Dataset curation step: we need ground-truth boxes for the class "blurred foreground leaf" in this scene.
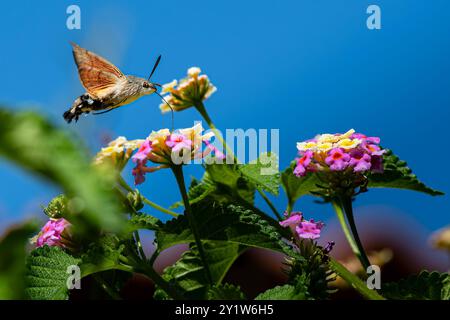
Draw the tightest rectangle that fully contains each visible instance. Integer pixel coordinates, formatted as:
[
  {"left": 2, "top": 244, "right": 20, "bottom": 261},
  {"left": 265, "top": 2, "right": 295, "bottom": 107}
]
[
  {"left": 0, "top": 222, "right": 38, "bottom": 299},
  {"left": 0, "top": 108, "right": 124, "bottom": 234}
]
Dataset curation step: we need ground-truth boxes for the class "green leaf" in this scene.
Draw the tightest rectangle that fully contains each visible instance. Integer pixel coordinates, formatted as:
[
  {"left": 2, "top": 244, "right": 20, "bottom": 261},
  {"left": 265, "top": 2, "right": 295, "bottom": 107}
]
[
  {"left": 205, "top": 164, "right": 255, "bottom": 204},
  {"left": 156, "top": 241, "right": 245, "bottom": 299},
  {"left": 207, "top": 283, "right": 246, "bottom": 300},
  {"left": 0, "top": 222, "right": 38, "bottom": 299},
  {"left": 368, "top": 149, "right": 444, "bottom": 196},
  {"left": 126, "top": 212, "right": 160, "bottom": 233},
  {"left": 382, "top": 271, "right": 450, "bottom": 300},
  {"left": 156, "top": 201, "right": 291, "bottom": 254},
  {"left": 79, "top": 234, "right": 130, "bottom": 277},
  {"left": 26, "top": 246, "right": 80, "bottom": 300},
  {"left": 281, "top": 165, "right": 321, "bottom": 209},
  {"left": 255, "top": 284, "right": 308, "bottom": 300},
  {"left": 0, "top": 109, "right": 124, "bottom": 234},
  {"left": 239, "top": 153, "right": 280, "bottom": 195}
]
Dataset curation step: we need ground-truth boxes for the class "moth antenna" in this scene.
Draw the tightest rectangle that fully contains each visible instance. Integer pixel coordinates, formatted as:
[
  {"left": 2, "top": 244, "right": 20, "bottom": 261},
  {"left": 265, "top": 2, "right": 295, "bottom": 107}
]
[
  {"left": 155, "top": 91, "right": 174, "bottom": 132},
  {"left": 148, "top": 55, "right": 162, "bottom": 81}
]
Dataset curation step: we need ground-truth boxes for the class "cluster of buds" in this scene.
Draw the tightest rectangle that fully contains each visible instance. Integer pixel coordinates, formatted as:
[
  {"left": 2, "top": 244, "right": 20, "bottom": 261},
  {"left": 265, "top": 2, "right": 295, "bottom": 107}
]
[
  {"left": 279, "top": 211, "right": 324, "bottom": 240},
  {"left": 131, "top": 123, "right": 222, "bottom": 185},
  {"left": 159, "top": 67, "right": 217, "bottom": 113},
  {"left": 93, "top": 136, "right": 144, "bottom": 171}
]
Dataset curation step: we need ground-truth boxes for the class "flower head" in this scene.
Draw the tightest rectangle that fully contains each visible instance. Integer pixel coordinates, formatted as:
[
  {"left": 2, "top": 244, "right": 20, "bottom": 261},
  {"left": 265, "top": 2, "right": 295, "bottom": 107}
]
[
  {"left": 294, "top": 129, "right": 384, "bottom": 176},
  {"left": 32, "top": 218, "right": 71, "bottom": 248},
  {"left": 131, "top": 123, "right": 218, "bottom": 185},
  {"left": 159, "top": 67, "right": 217, "bottom": 113}
]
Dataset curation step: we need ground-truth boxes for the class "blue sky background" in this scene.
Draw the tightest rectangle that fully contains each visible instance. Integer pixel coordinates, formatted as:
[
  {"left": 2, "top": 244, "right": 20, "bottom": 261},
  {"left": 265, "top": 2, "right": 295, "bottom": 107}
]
[{"left": 0, "top": 1, "right": 449, "bottom": 260}]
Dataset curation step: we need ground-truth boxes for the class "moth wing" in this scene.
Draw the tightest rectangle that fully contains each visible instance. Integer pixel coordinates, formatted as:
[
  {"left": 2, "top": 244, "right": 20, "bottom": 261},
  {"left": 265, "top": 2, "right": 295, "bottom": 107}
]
[{"left": 71, "top": 42, "right": 126, "bottom": 100}]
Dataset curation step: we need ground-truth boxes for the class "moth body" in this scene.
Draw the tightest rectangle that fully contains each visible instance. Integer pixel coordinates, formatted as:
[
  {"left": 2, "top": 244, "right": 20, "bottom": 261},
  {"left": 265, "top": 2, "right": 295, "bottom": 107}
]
[{"left": 63, "top": 43, "right": 158, "bottom": 123}]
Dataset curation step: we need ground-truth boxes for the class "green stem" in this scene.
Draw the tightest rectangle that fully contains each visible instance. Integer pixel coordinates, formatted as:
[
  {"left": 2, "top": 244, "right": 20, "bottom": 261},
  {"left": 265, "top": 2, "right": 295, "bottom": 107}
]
[
  {"left": 93, "top": 274, "right": 121, "bottom": 300},
  {"left": 142, "top": 197, "right": 179, "bottom": 217},
  {"left": 194, "top": 101, "right": 281, "bottom": 220},
  {"left": 257, "top": 189, "right": 282, "bottom": 220},
  {"left": 332, "top": 199, "right": 370, "bottom": 270},
  {"left": 131, "top": 256, "right": 184, "bottom": 300},
  {"left": 118, "top": 175, "right": 178, "bottom": 217},
  {"left": 171, "top": 165, "right": 213, "bottom": 285},
  {"left": 194, "top": 101, "right": 235, "bottom": 160},
  {"left": 329, "top": 258, "right": 385, "bottom": 300},
  {"left": 134, "top": 230, "right": 147, "bottom": 261}
]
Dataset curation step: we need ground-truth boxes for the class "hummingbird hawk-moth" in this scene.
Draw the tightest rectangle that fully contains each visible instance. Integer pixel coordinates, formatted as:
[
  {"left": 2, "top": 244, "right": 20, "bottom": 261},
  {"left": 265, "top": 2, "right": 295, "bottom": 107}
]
[{"left": 63, "top": 42, "right": 165, "bottom": 123}]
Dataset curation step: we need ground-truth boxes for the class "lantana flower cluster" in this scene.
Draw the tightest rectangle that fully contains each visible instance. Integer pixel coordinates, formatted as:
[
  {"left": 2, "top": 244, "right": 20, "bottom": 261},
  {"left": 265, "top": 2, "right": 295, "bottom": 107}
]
[
  {"left": 159, "top": 67, "right": 217, "bottom": 113},
  {"left": 131, "top": 123, "right": 221, "bottom": 185},
  {"left": 294, "top": 129, "right": 385, "bottom": 177},
  {"left": 279, "top": 212, "right": 324, "bottom": 240},
  {"left": 31, "top": 218, "right": 71, "bottom": 248}
]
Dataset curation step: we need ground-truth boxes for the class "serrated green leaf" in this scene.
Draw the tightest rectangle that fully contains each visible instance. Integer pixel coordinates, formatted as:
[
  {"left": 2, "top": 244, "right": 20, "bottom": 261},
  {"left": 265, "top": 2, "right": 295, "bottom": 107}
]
[
  {"left": 156, "top": 241, "right": 245, "bottom": 299},
  {"left": 207, "top": 283, "right": 246, "bottom": 300},
  {"left": 368, "top": 149, "right": 443, "bottom": 196},
  {"left": 0, "top": 108, "right": 124, "bottom": 234},
  {"left": 239, "top": 153, "right": 280, "bottom": 195},
  {"left": 0, "top": 222, "right": 38, "bottom": 299},
  {"left": 382, "top": 271, "right": 450, "bottom": 300},
  {"left": 281, "top": 165, "right": 321, "bottom": 209},
  {"left": 26, "top": 246, "right": 80, "bottom": 300},
  {"left": 255, "top": 284, "right": 308, "bottom": 300},
  {"left": 156, "top": 202, "right": 290, "bottom": 254},
  {"left": 205, "top": 164, "right": 255, "bottom": 204},
  {"left": 126, "top": 212, "right": 160, "bottom": 233}
]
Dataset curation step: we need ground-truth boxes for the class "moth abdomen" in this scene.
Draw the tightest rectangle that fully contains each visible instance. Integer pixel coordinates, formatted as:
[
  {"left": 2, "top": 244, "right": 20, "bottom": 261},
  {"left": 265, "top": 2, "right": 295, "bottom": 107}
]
[{"left": 63, "top": 94, "right": 103, "bottom": 123}]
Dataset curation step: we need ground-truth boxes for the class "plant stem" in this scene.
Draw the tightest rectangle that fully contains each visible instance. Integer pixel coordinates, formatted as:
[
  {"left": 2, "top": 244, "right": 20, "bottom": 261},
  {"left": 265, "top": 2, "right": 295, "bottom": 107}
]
[
  {"left": 332, "top": 199, "right": 371, "bottom": 270},
  {"left": 117, "top": 175, "right": 178, "bottom": 217},
  {"left": 142, "top": 197, "right": 179, "bottom": 217},
  {"left": 93, "top": 274, "right": 121, "bottom": 300},
  {"left": 329, "top": 258, "right": 385, "bottom": 300},
  {"left": 134, "top": 230, "right": 147, "bottom": 261},
  {"left": 171, "top": 165, "right": 213, "bottom": 285},
  {"left": 194, "top": 101, "right": 235, "bottom": 159},
  {"left": 257, "top": 189, "right": 282, "bottom": 220},
  {"left": 131, "top": 257, "right": 184, "bottom": 300},
  {"left": 194, "top": 100, "right": 282, "bottom": 220}
]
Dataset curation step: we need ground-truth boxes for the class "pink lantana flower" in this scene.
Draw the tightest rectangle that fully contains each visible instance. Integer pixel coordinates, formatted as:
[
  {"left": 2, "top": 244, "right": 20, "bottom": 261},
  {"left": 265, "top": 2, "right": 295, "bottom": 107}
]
[
  {"left": 349, "top": 149, "right": 372, "bottom": 172},
  {"left": 280, "top": 212, "right": 324, "bottom": 240},
  {"left": 279, "top": 212, "right": 303, "bottom": 233},
  {"left": 132, "top": 140, "right": 152, "bottom": 163},
  {"left": 35, "top": 218, "right": 70, "bottom": 248},
  {"left": 296, "top": 219, "right": 324, "bottom": 240},
  {"left": 325, "top": 148, "right": 350, "bottom": 171},
  {"left": 294, "top": 151, "right": 313, "bottom": 177},
  {"left": 166, "top": 134, "right": 193, "bottom": 153}
]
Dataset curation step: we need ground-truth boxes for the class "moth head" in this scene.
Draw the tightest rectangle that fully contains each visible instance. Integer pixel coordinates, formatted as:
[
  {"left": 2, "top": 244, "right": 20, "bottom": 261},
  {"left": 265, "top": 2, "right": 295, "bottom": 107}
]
[{"left": 139, "top": 78, "right": 158, "bottom": 95}]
